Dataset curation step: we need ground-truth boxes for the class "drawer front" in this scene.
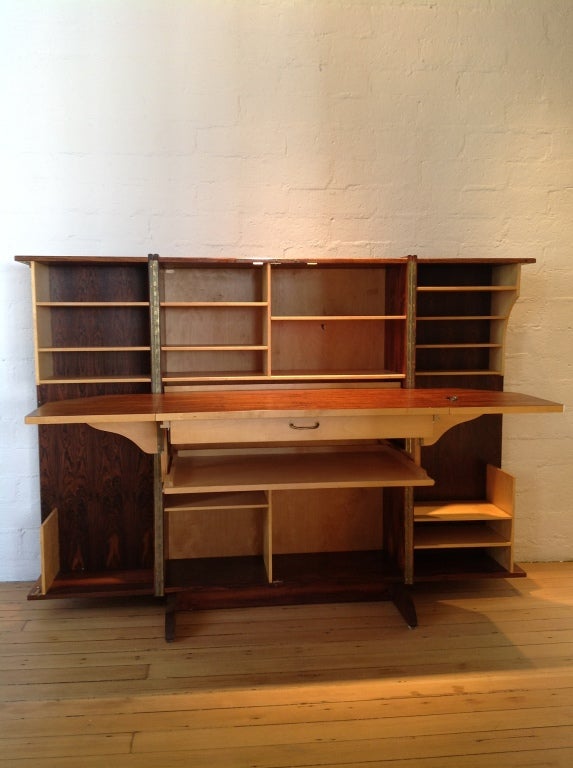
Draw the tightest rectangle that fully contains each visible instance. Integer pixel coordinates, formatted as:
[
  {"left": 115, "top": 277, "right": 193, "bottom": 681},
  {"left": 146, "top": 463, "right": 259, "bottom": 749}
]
[{"left": 168, "top": 414, "right": 435, "bottom": 445}]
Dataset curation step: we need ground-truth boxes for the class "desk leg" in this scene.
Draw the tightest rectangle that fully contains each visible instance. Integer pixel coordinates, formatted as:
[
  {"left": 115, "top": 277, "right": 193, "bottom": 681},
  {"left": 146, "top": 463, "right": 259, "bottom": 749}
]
[{"left": 388, "top": 582, "right": 418, "bottom": 628}]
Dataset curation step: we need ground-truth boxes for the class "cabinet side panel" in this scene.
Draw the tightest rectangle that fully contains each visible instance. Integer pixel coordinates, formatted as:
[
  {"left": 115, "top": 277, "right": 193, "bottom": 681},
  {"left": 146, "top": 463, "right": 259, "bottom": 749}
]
[{"left": 37, "top": 384, "right": 154, "bottom": 575}]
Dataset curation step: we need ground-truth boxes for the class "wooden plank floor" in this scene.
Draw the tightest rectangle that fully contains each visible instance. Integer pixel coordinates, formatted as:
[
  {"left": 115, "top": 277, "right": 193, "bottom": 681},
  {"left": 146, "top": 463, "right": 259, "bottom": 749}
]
[{"left": 1, "top": 562, "right": 572, "bottom": 767}]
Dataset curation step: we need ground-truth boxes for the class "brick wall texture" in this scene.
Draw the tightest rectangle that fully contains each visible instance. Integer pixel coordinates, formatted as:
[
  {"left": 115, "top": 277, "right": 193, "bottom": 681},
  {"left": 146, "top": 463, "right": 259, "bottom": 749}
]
[{"left": 0, "top": 0, "right": 571, "bottom": 579}]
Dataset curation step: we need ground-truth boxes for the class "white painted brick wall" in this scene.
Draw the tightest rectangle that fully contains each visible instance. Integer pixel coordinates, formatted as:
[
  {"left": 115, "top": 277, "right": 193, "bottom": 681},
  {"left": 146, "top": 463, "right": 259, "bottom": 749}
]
[{"left": 1, "top": 0, "right": 571, "bottom": 580}]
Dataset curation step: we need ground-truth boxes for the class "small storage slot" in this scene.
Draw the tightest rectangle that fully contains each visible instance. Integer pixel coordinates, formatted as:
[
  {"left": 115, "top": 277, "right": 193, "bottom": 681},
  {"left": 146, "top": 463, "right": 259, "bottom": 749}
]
[
  {"left": 38, "top": 350, "right": 152, "bottom": 383},
  {"left": 37, "top": 305, "right": 151, "bottom": 349},
  {"left": 272, "top": 487, "right": 384, "bottom": 554},
  {"left": 165, "top": 491, "right": 269, "bottom": 560},
  {"left": 271, "top": 266, "right": 393, "bottom": 317},
  {"left": 162, "top": 350, "right": 266, "bottom": 381},
  {"left": 416, "top": 345, "right": 497, "bottom": 375},
  {"left": 414, "top": 520, "right": 511, "bottom": 549},
  {"left": 416, "top": 317, "right": 501, "bottom": 346},
  {"left": 162, "top": 306, "right": 266, "bottom": 347},
  {"left": 414, "top": 466, "right": 515, "bottom": 576},
  {"left": 34, "top": 262, "right": 149, "bottom": 303},
  {"left": 271, "top": 319, "right": 405, "bottom": 378},
  {"left": 161, "top": 265, "right": 265, "bottom": 303}
]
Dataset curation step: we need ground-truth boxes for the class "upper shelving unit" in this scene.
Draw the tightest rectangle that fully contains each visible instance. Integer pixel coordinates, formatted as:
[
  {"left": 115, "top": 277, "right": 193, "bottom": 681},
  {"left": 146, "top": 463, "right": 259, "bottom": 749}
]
[
  {"left": 415, "top": 261, "right": 522, "bottom": 380},
  {"left": 159, "top": 261, "right": 270, "bottom": 382},
  {"left": 158, "top": 258, "right": 411, "bottom": 385},
  {"left": 17, "top": 254, "right": 532, "bottom": 389},
  {"left": 25, "top": 258, "right": 152, "bottom": 385}
]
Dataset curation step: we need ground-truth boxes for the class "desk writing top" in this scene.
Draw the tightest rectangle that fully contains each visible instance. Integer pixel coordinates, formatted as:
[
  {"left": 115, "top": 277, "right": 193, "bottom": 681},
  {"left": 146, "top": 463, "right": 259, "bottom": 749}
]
[{"left": 25, "top": 388, "right": 563, "bottom": 425}]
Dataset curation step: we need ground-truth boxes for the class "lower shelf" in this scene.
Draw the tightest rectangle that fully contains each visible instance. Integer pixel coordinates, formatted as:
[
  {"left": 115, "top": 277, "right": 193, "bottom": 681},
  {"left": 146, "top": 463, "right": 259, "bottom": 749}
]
[
  {"left": 414, "top": 549, "right": 525, "bottom": 581},
  {"left": 27, "top": 569, "right": 155, "bottom": 600},
  {"left": 165, "top": 551, "right": 403, "bottom": 608}
]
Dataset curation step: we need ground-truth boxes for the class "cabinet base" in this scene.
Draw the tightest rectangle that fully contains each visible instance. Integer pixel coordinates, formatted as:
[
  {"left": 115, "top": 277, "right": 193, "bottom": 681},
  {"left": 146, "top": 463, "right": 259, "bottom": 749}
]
[
  {"left": 27, "top": 569, "right": 155, "bottom": 600},
  {"left": 164, "top": 551, "right": 417, "bottom": 642}
]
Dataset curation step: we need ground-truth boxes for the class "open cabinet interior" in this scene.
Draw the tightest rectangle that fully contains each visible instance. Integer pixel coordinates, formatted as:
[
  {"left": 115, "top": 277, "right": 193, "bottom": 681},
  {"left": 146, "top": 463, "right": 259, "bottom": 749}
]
[{"left": 16, "top": 254, "right": 562, "bottom": 638}]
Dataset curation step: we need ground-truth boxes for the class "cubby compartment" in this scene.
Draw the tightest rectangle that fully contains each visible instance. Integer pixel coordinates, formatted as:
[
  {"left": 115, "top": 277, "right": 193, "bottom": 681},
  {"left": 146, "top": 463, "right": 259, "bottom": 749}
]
[
  {"left": 270, "top": 263, "right": 408, "bottom": 381},
  {"left": 31, "top": 260, "right": 151, "bottom": 384},
  {"left": 270, "top": 318, "right": 405, "bottom": 379},
  {"left": 159, "top": 262, "right": 270, "bottom": 382},
  {"left": 415, "top": 261, "right": 520, "bottom": 379},
  {"left": 414, "top": 465, "right": 516, "bottom": 578}
]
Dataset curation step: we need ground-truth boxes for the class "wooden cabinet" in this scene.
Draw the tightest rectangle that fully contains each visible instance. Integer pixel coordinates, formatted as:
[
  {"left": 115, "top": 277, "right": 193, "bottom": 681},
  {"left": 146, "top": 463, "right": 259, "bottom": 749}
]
[{"left": 17, "top": 254, "right": 562, "bottom": 636}]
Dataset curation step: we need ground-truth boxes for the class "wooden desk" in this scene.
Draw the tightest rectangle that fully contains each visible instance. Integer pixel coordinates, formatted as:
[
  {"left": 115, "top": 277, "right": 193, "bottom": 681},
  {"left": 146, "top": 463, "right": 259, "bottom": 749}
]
[
  {"left": 26, "top": 387, "right": 561, "bottom": 640},
  {"left": 17, "top": 254, "right": 563, "bottom": 642},
  {"left": 25, "top": 387, "right": 562, "bottom": 451}
]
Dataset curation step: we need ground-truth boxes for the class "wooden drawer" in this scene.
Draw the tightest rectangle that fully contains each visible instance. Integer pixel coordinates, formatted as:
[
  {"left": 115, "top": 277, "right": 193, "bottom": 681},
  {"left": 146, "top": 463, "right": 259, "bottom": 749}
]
[{"left": 167, "top": 413, "right": 436, "bottom": 446}]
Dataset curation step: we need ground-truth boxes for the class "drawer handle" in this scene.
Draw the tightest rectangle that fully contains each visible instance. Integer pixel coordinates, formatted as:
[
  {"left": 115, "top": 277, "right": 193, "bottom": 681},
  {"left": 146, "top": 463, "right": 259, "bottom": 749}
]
[{"left": 289, "top": 421, "right": 320, "bottom": 430}]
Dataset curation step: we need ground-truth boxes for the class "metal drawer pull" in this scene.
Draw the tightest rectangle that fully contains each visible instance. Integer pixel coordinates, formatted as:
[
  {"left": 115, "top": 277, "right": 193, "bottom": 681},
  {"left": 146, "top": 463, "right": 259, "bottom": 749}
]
[{"left": 289, "top": 421, "right": 320, "bottom": 430}]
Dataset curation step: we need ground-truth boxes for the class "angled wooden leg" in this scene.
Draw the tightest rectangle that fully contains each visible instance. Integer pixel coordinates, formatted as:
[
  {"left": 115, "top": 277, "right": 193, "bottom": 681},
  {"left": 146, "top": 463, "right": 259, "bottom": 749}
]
[{"left": 388, "top": 582, "right": 418, "bottom": 628}]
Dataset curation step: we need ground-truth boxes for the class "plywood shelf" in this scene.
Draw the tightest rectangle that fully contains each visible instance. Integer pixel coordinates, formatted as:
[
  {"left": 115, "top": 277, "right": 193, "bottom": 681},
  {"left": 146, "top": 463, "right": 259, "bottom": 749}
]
[
  {"left": 414, "top": 522, "right": 510, "bottom": 549},
  {"left": 417, "top": 285, "right": 518, "bottom": 292},
  {"left": 164, "top": 445, "right": 433, "bottom": 494},
  {"left": 164, "top": 491, "right": 268, "bottom": 512},
  {"left": 271, "top": 315, "right": 407, "bottom": 321},
  {"left": 415, "top": 501, "right": 511, "bottom": 522},
  {"left": 417, "top": 315, "right": 507, "bottom": 321},
  {"left": 161, "top": 301, "right": 268, "bottom": 308}
]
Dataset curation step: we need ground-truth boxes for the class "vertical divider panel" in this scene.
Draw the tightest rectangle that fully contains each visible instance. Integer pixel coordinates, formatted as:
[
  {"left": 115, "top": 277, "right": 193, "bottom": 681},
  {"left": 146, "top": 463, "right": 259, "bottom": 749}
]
[
  {"left": 263, "top": 264, "right": 272, "bottom": 377},
  {"left": 31, "top": 261, "right": 49, "bottom": 384},
  {"left": 403, "top": 255, "right": 418, "bottom": 584},
  {"left": 405, "top": 255, "right": 417, "bottom": 389},
  {"left": 40, "top": 508, "right": 60, "bottom": 595},
  {"left": 264, "top": 490, "right": 273, "bottom": 583},
  {"left": 148, "top": 254, "right": 165, "bottom": 596}
]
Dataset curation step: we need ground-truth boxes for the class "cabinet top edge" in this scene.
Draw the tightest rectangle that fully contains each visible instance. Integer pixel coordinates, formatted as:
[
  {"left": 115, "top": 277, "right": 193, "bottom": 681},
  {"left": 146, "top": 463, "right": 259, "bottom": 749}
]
[
  {"left": 15, "top": 255, "right": 149, "bottom": 265},
  {"left": 416, "top": 257, "right": 536, "bottom": 265},
  {"left": 15, "top": 255, "right": 536, "bottom": 266}
]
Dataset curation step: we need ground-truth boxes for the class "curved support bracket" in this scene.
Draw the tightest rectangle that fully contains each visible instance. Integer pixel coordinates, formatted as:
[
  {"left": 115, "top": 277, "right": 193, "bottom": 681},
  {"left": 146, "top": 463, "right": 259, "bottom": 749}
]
[
  {"left": 88, "top": 421, "right": 160, "bottom": 454},
  {"left": 422, "top": 414, "right": 481, "bottom": 446}
]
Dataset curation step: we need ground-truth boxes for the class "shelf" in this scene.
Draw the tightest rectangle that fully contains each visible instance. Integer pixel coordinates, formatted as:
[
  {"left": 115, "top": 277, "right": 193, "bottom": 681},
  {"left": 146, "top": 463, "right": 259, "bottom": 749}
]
[
  {"left": 416, "top": 343, "right": 502, "bottom": 350},
  {"left": 36, "top": 301, "right": 149, "bottom": 308},
  {"left": 39, "top": 346, "right": 151, "bottom": 352},
  {"left": 271, "top": 315, "right": 407, "bottom": 321},
  {"left": 164, "top": 445, "right": 433, "bottom": 494},
  {"left": 417, "top": 315, "right": 507, "bottom": 322},
  {"left": 269, "top": 370, "right": 406, "bottom": 380},
  {"left": 414, "top": 522, "right": 510, "bottom": 549},
  {"left": 415, "top": 370, "right": 502, "bottom": 377},
  {"left": 414, "top": 550, "right": 525, "bottom": 581},
  {"left": 162, "top": 345, "right": 268, "bottom": 352},
  {"left": 37, "top": 375, "right": 153, "bottom": 385},
  {"left": 164, "top": 490, "right": 268, "bottom": 512},
  {"left": 161, "top": 301, "right": 267, "bottom": 308},
  {"left": 415, "top": 502, "right": 511, "bottom": 522},
  {"left": 417, "top": 285, "right": 517, "bottom": 293},
  {"left": 28, "top": 569, "right": 155, "bottom": 599},
  {"left": 163, "top": 372, "right": 267, "bottom": 383}
]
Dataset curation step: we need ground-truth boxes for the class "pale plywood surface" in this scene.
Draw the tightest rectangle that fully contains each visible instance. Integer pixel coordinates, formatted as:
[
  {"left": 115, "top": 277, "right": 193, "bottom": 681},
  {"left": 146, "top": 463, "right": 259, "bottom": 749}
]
[
  {"left": 1, "top": 563, "right": 573, "bottom": 766},
  {"left": 164, "top": 445, "right": 433, "bottom": 493}
]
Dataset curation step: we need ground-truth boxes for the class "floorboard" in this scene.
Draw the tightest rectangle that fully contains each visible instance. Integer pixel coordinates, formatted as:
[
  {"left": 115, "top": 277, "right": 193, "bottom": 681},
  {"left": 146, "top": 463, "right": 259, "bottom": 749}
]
[{"left": 0, "top": 562, "right": 572, "bottom": 766}]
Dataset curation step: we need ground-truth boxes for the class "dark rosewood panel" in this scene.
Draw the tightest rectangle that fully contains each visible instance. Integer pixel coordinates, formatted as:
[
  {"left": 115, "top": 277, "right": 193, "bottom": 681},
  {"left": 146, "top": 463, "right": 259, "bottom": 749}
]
[
  {"left": 47, "top": 263, "right": 149, "bottom": 302},
  {"left": 37, "top": 383, "right": 154, "bottom": 575}
]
